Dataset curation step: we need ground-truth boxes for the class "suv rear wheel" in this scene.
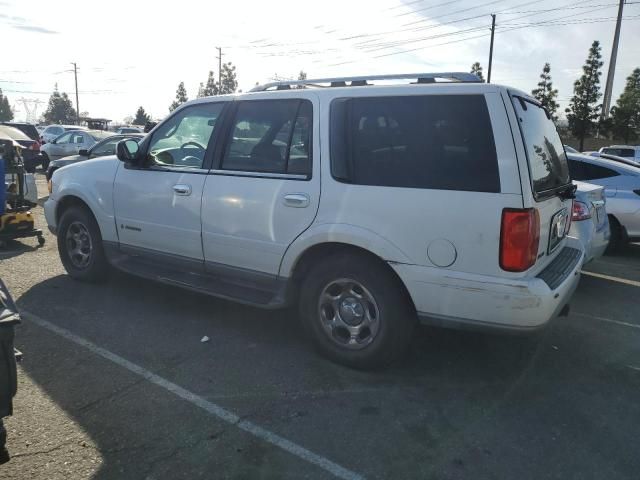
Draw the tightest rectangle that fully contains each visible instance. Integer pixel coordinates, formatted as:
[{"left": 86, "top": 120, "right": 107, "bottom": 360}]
[
  {"left": 299, "top": 253, "right": 415, "bottom": 369},
  {"left": 57, "top": 206, "right": 108, "bottom": 282}
]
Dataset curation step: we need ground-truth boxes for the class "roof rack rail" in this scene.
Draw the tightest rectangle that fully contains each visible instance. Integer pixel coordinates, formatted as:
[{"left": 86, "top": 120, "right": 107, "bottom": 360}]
[{"left": 251, "top": 72, "right": 482, "bottom": 92}]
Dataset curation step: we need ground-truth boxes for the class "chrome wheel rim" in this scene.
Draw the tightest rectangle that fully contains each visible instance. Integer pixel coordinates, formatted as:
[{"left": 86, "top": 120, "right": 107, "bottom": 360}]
[
  {"left": 317, "top": 278, "right": 380, "bottom": 350},
  {"left": 65, "top": 221, "right": 92, "bottom": 269}
]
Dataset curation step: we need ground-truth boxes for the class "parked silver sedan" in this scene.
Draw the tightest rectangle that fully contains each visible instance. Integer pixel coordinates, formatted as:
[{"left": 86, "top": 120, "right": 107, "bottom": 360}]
[
  {"left": 40, "top": 129, "right": 113, "bottom": 167},
  {"left": 567, "top": 153, "right": 640, "bottom": 250},
  {"left": 569, "top": 181, "right": 609, "bottom": 263}
]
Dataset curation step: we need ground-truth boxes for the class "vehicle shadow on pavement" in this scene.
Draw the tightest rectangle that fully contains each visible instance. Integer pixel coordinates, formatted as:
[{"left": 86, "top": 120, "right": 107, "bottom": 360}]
[
  {"left": 0, "top": 239, "right": 42, "bottom": 260},
  {"left": 7, "top": 271, "right": 640, "bottom": 479}
]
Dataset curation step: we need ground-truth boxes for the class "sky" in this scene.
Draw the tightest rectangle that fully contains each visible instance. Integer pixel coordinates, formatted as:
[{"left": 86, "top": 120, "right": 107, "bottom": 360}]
[{"left": 1, "top": 0, "right": 639, "bottom": 124}]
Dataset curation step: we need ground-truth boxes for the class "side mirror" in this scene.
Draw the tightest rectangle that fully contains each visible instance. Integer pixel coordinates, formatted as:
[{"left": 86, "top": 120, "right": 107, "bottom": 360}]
[
  {"left": 79, "top": 149, "right": 89, "bottom": 156},
  {"left": 116, "top": 139, "right": 139, "bottom": 162}
]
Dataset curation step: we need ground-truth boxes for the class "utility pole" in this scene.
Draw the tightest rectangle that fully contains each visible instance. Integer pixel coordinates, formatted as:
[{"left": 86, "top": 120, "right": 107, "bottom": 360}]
[
  {"left": 216, "top": 47, "right": 223, "bottom": 88},
  {"left": 71, "top": 62, "right": 79, "bottom": 124},
  {"left": 601, "top": 0, "right": 625, "bottom": 121},
  {"left": 487, "top": 14, "right": 496, "bottom": 83}
]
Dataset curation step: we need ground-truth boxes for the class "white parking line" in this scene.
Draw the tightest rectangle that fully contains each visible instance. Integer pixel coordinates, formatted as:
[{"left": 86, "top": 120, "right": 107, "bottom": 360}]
[
  {"left": 573, "top": 312, "right": 640, "bottom": 330},
  {"left": 22, "top": 310, "right": 365, "bottom": 480},
  {"left": 581, "top": 271, "right": 640, "bottom": 288}
]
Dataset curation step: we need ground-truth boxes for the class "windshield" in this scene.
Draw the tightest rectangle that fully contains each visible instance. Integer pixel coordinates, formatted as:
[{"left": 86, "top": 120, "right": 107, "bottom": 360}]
[
  {"left": 512, "top": 95, "right": 570, "bottom": 196},
  {"left": 88, "top": 131, "right": 113, "bottom": 141}
]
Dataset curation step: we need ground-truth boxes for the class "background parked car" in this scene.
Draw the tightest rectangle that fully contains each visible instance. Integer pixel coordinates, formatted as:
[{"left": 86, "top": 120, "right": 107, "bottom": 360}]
[
  {"left": 40, "top": 125, "right": 86, "bottom": 144},
  {"left": 41, "top": 130, "right": 113, "bottom": 168},
  {"left": 567, "top": 152, "right": 640, "bottom": 250},
  {"left": 115, "top": 126, "right": 142, "bottom": 134},
  {"left": 46, "top": 133, "right": 144, "bottom": 180},
  {"left": 0, "top": 125, "right": 42, "bottom": 173},
  {"left": 599, "top": 145, "right": 640, "bottom": 162},
  {"left": 570, "top": 181, "right": 609, "bottom": 263}
]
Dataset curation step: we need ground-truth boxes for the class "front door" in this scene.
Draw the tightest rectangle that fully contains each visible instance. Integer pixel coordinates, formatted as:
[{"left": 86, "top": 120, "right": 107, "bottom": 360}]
[
  {"left": 201, "top": 96, "right": 319, "bottom": 276},
  {"left": 113, "top": 102, "right": 226, "bottom": 261}
]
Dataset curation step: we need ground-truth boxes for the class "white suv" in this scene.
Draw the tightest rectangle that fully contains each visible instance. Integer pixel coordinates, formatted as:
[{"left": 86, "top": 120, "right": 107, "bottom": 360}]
[{"left": 45, "top": 73, "right": 583, "bottom": 368}]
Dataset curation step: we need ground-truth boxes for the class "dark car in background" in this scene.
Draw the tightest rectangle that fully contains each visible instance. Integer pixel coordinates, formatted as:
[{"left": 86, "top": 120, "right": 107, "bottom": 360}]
[
  {"left": 0, "top": 125, "right": 42, "bottom": 173},
  {"left": 46, "top": 133, "right": 144, "bottom": 180}
]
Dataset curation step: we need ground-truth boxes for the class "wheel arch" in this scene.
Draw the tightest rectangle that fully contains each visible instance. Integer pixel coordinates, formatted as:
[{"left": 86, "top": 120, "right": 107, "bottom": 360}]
[{"left": 286, "top": 241, "right": 417, "bottom": 314}]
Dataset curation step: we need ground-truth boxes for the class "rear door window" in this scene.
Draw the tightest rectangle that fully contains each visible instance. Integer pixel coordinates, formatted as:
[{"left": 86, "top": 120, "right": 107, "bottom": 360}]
[
  {"left": 221, "top": 99, "right": 312, "bottom": 177},
  {"left": 330, "top": 94, "right": 499, "bottom": 192},
  {"left": 511, "top": 95, "right": 570, "bottom": 198},
  {"left": 581, "top": 162, "right": 619, "bottom": 180}
]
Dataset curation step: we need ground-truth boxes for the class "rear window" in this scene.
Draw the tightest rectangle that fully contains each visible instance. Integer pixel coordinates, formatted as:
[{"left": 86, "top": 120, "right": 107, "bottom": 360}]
[
  {"left": 567, "top": 159, "right": 620, "bottom": 181},
  {"left": 512, "top": 95, "right": 570, "bottom": 197},
  {"left": 330, "top": 94, "right": 499, "bottom": 192},
  {"left": 1, "top": 123, "right": 39, "bottom": 141},
  {"left": 601, "top": 148, "right": 634, "bottom": 158}
]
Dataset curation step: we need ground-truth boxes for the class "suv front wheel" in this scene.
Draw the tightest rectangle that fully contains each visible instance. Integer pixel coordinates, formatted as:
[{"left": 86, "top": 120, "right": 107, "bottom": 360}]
[
  {"left": 57, "top": 206, "right": 108, "bottom": 282},
  {"left": 299, "top": 253, "right": 415, "bottom": 369}
]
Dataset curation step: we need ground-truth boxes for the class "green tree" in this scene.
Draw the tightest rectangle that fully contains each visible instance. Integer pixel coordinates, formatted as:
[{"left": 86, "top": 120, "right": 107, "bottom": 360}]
[
  {"left": 201, "top": 71, "right": 219, "bottom": 97},
  {"left": 470, "top": 62, "right": 484, "bottom": 82},
  {"left": 531, "top": 63, "right": 559, "bottom": 120},
  {"left": 169, "top": 82, "right": 188, "bottom": 112},
  {"left": 610, "top": 68, "right": 640, "bottom": 143},
  {"left": 42, "top": 85, "right": 77, "bottom": 124},
  {"left": 219, "top": 62, "right": 238, "bottom": 95},
  {"left": 133, "top": 106, "right": 151, "bottom": 126},
  {"left": 566, "top": 41, "right": 603, "bottom": 151},
  {"left": 0, "top": 89, "right": 14, "bottom": 121}
]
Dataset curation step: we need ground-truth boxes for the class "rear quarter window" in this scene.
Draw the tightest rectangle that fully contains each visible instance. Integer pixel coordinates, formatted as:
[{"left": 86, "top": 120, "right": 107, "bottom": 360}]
[
  {"left": 330, "top": 94, "right": 500, "bottom": 192},
  {"left": 512, "top": 96, "right": 570, "bottom": 197}
]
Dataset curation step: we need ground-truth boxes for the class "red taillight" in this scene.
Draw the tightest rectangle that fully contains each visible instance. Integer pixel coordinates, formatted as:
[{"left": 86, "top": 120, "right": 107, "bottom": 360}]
[
  {"left": 572, "top": 200, "right": 591, "bottom": 221},
  {"left": 500, "top": 208, "right": 540, "bottom": 272}
]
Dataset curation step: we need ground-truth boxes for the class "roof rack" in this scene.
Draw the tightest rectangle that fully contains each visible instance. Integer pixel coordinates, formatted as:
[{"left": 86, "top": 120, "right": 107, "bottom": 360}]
[{"left": 251, "top": 72, "right": 482, "bottom": 92}]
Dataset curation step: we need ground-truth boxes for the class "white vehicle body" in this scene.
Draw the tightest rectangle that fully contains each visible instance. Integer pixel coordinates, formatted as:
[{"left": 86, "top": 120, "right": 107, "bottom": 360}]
[
  {"left": 44, "top": 74, "right": 583, "bottom": 365},
  {"left": 41, "top": 130, "right": 111, "bottom": 161},
  {"left": 567, "top": 153, "right": 640, "bottom": 242},
  {"left": 570, "top": 181, "right": 609, "bottom": 264}
]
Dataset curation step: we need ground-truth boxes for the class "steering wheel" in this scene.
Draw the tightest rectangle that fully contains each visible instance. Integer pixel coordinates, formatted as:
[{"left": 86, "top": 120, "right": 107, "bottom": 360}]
[{"left": 181, "top": 141, "right": 206, "bottom": 152}]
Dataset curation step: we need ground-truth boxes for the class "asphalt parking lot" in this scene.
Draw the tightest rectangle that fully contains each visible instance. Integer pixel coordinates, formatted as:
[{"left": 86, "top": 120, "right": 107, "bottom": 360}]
[{"left": 1, "top": 174, "right": 639, "bottom": 479}]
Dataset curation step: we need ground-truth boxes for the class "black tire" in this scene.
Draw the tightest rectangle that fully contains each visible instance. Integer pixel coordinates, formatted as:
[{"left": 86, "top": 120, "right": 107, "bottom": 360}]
[
  {"left": 41, "top": 153, "right": 50, "bottom": 171},
  {"left": 299, "top": 253, "right": 415, "bottom": 369},
  {"left": 606, "top": 215, "right": 626, "bottom": 253},
  {"left": 57, "top": 206, "right": 108, "bottom": 282}
]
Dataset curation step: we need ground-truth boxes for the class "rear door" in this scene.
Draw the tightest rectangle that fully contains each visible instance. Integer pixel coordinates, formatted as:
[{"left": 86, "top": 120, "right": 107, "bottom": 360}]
[
  {"left": 509, "top": 94, "right": 574, "bottom": 267},
  {"left": 201, "top": 95, "right": 319, "bottom": 276}
]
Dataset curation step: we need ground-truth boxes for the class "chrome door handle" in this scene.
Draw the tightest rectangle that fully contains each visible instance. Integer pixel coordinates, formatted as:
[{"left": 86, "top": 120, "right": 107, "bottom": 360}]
[
  {"left": 283, "top": 193, "right": 310, "bottom": 208},
  {"left": 173, "top": 184, "right": 192, "bottom": 196}
]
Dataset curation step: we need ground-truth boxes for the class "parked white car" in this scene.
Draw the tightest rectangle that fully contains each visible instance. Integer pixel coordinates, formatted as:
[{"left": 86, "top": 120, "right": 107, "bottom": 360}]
[
  {"left": 599, "top": 145, "right": 640, "bottom": 163},
  {"left": 570, "top": 181, "right": 609, "bottom": 263},
  {"left": 41, "top": 129, "right": 113, "bottom": 167},
  {"left": 40, "top": 124, "right": 86, "bottom": 145},
  {"left": 567, "top": 153, "right": 640, "bottom": 250},
  {"left": 44, "top": 73, "right": 583, "bottom": 368}
]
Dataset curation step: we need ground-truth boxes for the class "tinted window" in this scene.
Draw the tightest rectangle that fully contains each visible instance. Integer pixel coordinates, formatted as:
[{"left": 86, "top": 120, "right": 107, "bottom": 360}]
[
  {"left": 147, "top": 102, "right": 224, "bottom": 169},
  {"left": 512, "top": 96, "right": 570, "bottom": 196},
  {"left": 330, "top": 95, "right": 499, "bottom": 192},
  {"left": 567, "top": 159, "right": 587, "bottom": 181},
  {"left": 91, "top": 138, "right": 121, "bottom": 157},
  {"left": 221, "top": 99, "right": 312, "bottom": 176},
  {"left": 582, "top": 162, "right": 619, "bottom": 180},
  {"left": 602, "top": 148, "right": 634, "bottom": 158}
]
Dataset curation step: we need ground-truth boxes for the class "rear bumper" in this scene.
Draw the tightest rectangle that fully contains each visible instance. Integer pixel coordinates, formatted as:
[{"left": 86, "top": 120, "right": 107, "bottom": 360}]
[
  {"left": 570, "top": 217, "right": 609, "bottom": 264},
  {"left": 391, "top": 240, "right": 584, "bottom": 332}
]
